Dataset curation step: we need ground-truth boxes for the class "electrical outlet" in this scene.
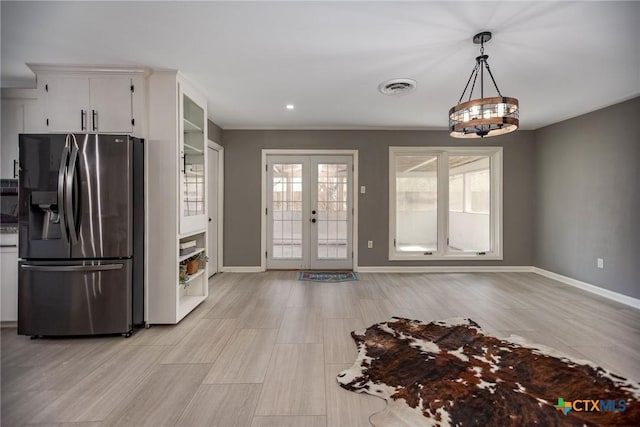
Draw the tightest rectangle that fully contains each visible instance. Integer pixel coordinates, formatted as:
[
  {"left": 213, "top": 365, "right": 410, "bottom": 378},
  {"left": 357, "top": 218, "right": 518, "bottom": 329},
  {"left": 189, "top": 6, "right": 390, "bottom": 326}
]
[
  {"left": 597, "top": 258, "right": 604, "bottom": 269},
  {"left": 367, "top": 240, "right": 373, "bottom": 249}
]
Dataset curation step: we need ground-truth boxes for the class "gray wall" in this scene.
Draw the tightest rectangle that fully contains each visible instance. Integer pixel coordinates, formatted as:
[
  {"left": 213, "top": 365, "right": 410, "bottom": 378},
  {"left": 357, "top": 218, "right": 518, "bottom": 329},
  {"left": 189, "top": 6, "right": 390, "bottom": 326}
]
[
  {"left": 208, "top": 119, "right": 223, "bottom": 145},
  {"left": 534, "top": 97, "right": 640, "bottom": 299},
  {"left": 223, "top": 129, "right": 535, "bottom": 267}
]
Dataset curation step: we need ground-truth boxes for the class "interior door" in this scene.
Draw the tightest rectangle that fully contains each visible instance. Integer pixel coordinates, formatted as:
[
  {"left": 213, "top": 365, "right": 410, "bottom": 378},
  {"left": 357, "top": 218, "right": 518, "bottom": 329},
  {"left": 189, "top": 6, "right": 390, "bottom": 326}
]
[
  {"left": 266, "top": 155, "right": 353, "bottom": 270},
  {"left": 207, "top": 147, "right": 219, "bottom": 276}
]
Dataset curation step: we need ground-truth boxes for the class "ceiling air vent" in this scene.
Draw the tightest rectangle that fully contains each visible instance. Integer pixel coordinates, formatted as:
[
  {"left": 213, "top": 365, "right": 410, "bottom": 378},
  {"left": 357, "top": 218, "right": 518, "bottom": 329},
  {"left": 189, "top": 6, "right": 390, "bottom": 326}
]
[{"left": 378, "top": 78, "right": 417, "bottom": 96}]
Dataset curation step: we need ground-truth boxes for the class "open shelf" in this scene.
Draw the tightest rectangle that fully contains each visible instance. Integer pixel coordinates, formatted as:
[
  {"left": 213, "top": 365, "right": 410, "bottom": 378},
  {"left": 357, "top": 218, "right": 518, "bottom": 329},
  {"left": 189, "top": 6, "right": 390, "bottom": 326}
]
[
  {"left": 183, "top": 118, "right": 203, "bottom": 133},
  {"left": 178, "top": 295, "right": 207, "bottom": 321},
  {"left": 184, "top": 142, "right": 203, "bottom": 154},
  {"left": 179, "top": 247, "right": 205, "bottom": 262},
  {"left": 181, "top": 268, "right": 205, "bottom": 285}
]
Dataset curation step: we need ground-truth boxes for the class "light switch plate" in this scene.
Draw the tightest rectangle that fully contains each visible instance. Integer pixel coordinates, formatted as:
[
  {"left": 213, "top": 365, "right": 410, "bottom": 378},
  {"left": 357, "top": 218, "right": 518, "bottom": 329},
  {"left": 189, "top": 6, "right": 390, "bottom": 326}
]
[{"left": 360, "top": 186, "right": 366, "bottom": 194}]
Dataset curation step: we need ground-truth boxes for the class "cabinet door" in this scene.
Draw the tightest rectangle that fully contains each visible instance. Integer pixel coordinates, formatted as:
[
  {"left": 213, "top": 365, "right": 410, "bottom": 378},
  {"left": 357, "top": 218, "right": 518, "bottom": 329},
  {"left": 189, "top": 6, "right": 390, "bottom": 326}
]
[
  {"left": 1, "top": 245, "right": 19, "bottom": 322},
  {"left": 44, "top": 77, "right": 89, "bottom": 132},
  {"left": 23, "top": 98, "right": 45, "bottom": 133},
  {"left": 89, "top": 77, "right": 133, "bottom": 133},
  {"left": 1, "top": 100, "right": 23, "bottom": 179},
  {"left": 179, "top": 85, "right": 208, "bottom": 235}
]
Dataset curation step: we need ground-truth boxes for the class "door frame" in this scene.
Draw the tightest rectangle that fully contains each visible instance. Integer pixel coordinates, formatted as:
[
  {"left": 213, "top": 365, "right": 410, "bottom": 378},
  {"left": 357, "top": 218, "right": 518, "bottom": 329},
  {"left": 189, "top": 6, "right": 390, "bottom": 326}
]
[
  {"left": 207, "top": 139, "right": 224, "bottom": 273},
  {"left": 261, "top": 149, "right": 359, "bottom": 272}
]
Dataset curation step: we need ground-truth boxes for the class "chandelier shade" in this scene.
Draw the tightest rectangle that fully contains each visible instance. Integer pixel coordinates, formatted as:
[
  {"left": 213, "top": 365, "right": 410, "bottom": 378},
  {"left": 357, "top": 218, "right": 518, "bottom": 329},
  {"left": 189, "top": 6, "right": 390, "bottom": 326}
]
[{"left": 449, "top": 32, "right": 519, "bottom": 138}]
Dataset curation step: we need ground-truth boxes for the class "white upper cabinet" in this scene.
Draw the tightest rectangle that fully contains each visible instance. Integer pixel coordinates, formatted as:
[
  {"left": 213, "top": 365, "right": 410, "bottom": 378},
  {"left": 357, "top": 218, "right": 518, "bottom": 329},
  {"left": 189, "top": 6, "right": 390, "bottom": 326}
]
[
  {"left": 1, "top": 100, "right": 23, "bottom": 179},
  {"left": 28, "top": 64, "right": 148, "bottom": 136},
  {"left": 89, "top": 77, "right": 134, "bottom": 132},
  {"left": 42, "top": 76, "right": 133, "bottom": 133},
  {"left": 1, "top": 89, "right": 42, "bottom": 179}
]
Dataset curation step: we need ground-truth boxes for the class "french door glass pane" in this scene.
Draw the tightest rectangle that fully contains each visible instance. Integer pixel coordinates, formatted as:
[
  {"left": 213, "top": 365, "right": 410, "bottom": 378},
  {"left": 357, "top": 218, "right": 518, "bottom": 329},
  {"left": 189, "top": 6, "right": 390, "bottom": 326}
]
[
  {"left": 272, "top": 164, "right": 303, "bottom": 259},
  {"left": 448, "top": 156, "right": 491, "bottom": 252},
  {"left": 395, "top": 155, "right": 437, "bottom": 252},
  {"left": 317, "top": 163, "right": 348, "bottom": 259}
]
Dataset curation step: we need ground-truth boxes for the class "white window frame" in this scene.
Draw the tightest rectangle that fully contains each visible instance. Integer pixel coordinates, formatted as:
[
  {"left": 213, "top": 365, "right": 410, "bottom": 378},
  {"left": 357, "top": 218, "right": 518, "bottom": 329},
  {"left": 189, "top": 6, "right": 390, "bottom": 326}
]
[{"left": 389, "top": 146, "right": 503, "bottom": 260}]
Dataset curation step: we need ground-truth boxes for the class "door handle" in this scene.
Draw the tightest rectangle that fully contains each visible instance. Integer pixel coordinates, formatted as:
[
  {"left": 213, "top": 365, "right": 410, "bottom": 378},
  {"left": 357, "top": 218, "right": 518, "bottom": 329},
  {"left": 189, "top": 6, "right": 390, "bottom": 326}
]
[
  {"left": 81, "top": 110, "right": 86, "bottom": 131},
  {"left": 92, "top": 110, "right": 97, "bottom": 131},
  {"left": 65, "top": 134, "right": 85, "bottom": 245},
  {"left": 209, "top": 218, "right": 212, "bottom": 222},
  {"left": 13, "top": 159, "right": 18, "bottom": 178},
  {"left": 57, "top": 137, "right": 70, "bottom": 244},
  {"left": 312, "top": 210, "right": 317, "bottom": 214},
  {"left": 311, "top": 218, "right": 316, "bottom": 223},
  {"left": 21, "top": 264, "right": 123, "bottom": 272}
]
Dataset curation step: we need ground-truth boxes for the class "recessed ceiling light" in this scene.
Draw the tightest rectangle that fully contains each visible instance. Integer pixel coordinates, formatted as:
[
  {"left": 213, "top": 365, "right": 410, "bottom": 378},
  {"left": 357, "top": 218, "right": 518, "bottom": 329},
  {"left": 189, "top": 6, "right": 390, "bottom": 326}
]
[{"left": 286, "top": 104, "right": 295, "bottom": 110}]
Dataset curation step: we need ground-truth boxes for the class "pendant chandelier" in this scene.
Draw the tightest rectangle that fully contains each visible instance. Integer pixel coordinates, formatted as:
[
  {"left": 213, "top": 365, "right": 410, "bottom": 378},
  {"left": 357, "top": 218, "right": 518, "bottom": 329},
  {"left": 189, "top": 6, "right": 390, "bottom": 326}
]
[{"left": 449, "top": 32, "right": 519, "bottom": 138}]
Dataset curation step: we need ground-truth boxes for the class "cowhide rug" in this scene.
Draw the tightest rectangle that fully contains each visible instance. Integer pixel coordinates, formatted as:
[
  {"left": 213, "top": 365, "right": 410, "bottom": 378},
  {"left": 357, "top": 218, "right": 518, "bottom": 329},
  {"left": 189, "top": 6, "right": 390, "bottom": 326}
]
[{"left": 338, "top": 317, "right": 640, "bottom": 427}]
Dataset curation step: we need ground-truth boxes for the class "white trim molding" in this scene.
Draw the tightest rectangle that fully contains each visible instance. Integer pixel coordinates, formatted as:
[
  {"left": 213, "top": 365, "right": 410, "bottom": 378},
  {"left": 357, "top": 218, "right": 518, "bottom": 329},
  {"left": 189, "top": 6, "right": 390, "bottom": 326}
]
[
  {"left": 533, "top": 268, "right": 640, "bottom": 310},
  {"left": 207, "top": 139, "right": 224, "bottom": 273},
  {"left": 357, "top": 266, "right": 534, "bottom": 273},
  {"left": 222, "top": 266, "right": 264, "bottom": 273}
]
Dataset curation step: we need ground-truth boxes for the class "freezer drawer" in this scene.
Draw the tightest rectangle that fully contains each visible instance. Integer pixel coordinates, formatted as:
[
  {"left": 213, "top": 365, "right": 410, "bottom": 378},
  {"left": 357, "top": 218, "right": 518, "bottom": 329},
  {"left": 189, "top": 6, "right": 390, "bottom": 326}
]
[{"left": 18, "top": 259, "right": 132, "bottom": 336}]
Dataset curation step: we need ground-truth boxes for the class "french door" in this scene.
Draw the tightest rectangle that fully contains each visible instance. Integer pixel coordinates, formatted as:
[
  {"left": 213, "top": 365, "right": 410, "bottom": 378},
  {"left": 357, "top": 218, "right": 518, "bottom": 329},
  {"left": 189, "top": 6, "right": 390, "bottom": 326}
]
[{"left": 267, "top": 155, "right": 353, "bottom": 270}]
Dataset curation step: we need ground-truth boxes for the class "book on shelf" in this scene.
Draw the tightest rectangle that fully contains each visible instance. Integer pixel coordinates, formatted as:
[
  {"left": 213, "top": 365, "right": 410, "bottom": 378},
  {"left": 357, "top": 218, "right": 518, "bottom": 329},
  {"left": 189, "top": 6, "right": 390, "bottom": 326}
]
[
  {"left": 180, "top": 240, "right": 196, "bottom": 250},
  {"left": 180, "top": 247, "right": 198, "bottom": 256}
]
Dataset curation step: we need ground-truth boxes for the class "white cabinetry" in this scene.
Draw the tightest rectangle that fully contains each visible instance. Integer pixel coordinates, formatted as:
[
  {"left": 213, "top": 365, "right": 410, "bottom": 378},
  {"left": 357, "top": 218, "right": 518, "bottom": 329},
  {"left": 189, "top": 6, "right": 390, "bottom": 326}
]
[
  {"left": 28, "top": 65, "right": 147, "bottom": 136},
  {"left": 147, "top": 71, "right": 209, "bottom": 324},
  {"left": 1, "top": 89, "right": 41, "bottom": 179},
  {"left": 179, "top": 86, "right": 208, "bottom": 235},
  {"left": 1, "top": 233, "right": 18, "bottom": 322}
]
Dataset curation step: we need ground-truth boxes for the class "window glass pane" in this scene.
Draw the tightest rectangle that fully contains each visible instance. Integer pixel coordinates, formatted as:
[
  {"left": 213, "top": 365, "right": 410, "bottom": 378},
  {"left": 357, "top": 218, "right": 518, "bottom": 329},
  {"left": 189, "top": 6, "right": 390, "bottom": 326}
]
[
  {"left": 466, "top": 170, "right": 490, "bottom": 214},
  {"left": 449, "top": 174, "right": 463, "bottom": 212},
  {"left": 448, "top": 156, "right": 490, "bottom": 252},
  {"left": 272, "top": 163, "right": 303, "bottom": 259},
  {"left": 317, "top": 163, "right": 348, "bottom": 259},
  {"left": 395, "top": 155, "right": 437, "bottom": 252}
]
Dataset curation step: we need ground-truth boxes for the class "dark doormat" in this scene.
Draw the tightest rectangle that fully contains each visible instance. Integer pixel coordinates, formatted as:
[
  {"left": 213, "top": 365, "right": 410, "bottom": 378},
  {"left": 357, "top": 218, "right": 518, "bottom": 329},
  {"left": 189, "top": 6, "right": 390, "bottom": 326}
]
[{"left": 298, "top": 271, "right": 358, "bottom": 282}]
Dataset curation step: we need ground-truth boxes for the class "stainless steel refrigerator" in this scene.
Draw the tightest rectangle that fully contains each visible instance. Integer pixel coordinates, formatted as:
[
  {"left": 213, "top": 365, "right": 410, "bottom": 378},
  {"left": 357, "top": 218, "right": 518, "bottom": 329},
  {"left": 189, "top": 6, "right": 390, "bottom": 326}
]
[{"left": 18, "top": 133, "right": 144, "bottom": 337}]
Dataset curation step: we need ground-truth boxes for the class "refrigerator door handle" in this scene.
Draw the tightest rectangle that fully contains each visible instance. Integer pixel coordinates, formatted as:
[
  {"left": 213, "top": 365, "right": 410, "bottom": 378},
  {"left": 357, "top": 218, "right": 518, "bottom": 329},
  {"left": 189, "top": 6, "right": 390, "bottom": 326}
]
[
  {"left": 66, "top": 134, "right": 83, "bottom": 245},
  {"left": 21, "top": 264, "right": 123, "bottom": 272},
  {"left": 57, "top": 135, "right": 71, "bottom": 243}
]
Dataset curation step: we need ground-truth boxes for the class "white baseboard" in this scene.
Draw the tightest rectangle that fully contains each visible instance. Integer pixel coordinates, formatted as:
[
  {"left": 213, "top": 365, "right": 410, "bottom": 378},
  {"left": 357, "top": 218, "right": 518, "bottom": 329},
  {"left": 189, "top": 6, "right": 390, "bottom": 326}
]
[
  {"left": 533, "top": 267, "right": 640, "bottom": 310},
  {"left": 356, "top": 266, "right": 534, "bottom": 273},
  {"left": 222, "top": 266, "right": 264, "bottom": 273}
]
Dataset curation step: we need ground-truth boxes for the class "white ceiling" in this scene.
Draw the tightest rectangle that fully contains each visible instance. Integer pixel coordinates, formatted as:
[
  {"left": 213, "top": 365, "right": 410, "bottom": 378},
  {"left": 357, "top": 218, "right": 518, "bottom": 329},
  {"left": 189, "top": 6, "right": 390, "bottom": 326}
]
[{"left": 2, "top": 1, "right": 639, "bottom": 130}]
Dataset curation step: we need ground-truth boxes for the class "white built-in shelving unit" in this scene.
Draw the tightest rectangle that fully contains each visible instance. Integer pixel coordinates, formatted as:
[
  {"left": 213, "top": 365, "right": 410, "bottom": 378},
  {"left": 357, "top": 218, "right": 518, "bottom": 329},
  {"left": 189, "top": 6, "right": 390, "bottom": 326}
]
[{"left": 147, "top": 71, "right": 209, "bottom": 324}]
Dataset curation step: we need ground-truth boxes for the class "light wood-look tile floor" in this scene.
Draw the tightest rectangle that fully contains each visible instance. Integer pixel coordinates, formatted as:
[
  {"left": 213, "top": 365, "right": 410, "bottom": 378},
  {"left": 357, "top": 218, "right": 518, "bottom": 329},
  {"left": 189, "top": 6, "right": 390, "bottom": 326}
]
[{"left": 2, "top": 272, "right": 639, "bottom": 426}]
